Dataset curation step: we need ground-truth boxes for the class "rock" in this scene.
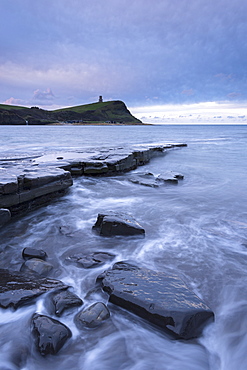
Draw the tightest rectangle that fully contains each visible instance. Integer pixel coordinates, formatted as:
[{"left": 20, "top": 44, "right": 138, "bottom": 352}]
[
  {"left": 49, "top": 287, "right": 83, "bottom": 316},
  {"left": 32, "top": 313, "right": 72, "bottom": 356},
  {"left": 0, "top": 269, "right": 65, "bottom": 309},
  {"left": 20, "top": 258, "right": 53, "bottom": 276},
  {"left": 0, "top": 208, "right": 11, "bottom": 226},
  {"left": 92, "top": 212, "right": 145, "bottom": 237},
  {"left": 74, "top": 302, "right": 110, "bottom": 329},
  {"left": 128, "top": 171, "right": 184, "bottom": 187},
  {"left": 0, "top": 167, "right": 73, "bottom": 217},
  {"left": 99, "top": 262, "right": 214, "bottom": 340},
  {"left": 66, "top": 251, "right": 115, "bottom": 268},
  {"left": 22, "top": 247, "right": 47, "bottom": 260}
]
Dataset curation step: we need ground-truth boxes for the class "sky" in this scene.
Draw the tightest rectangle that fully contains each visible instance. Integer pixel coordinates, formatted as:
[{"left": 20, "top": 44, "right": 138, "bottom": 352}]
[{"left": 1, "top": 0, "right": 247, "bottom": 123}]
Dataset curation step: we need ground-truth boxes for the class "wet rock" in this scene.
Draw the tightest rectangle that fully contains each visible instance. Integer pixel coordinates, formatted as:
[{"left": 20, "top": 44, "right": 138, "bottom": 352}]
[
  {"left": 0, "top": 167, "right": 73, "bottom": 217},
  {"left": 128, "top": 171, "right": 184, "bottom": 187},
  {"left": 22, "top": 247, "right": 47, "bottom": 260},
  {"left": 32, "top": 313, "right": 72, "bottom": 356},
  {"left": 0, "top": 208, "right": 11, "bottom": 226},
  {"left": 74, "top": 302, "right": 110, "bottom": 329},
  {"left": 93, "top": 212, "right": 145, "bottom": 237},
  {"left": 49, "top": 287, "right": 83, "bottom": 316},
  {"left": 20, "top": 258, "right": 53, "bottom": 276},
  {"left": 66, "top": 251, "right": 115, "bottom": 268},
  {"left": 0, "top": 269, "right": 65, "bottom": 309},
  {"left": 99, "top": 262, "right": 214, "bottom": 340}
]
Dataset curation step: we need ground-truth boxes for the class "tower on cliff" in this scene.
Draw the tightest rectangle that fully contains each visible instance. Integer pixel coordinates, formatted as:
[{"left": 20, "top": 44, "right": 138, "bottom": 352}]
[{"left": 99, "top": 96, "right": 103, "bottom": 103}]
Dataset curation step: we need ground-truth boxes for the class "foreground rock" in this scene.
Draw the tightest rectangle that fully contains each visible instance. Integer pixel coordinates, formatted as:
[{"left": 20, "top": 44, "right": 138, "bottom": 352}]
[
  {"left": 32, "top": 313, "right": 72, "bottom": 356},
  {"left": 93, "top": 212, "right": 145, "bottom": 237},
  {"left": 74, "top": 302, "right": 110, "bottom": 329},
  {"left": 0, "top": 269, "right": 65, "bottom": 309},
  {"left": 48, "top": 287, "right": 83, "bottom": 316},
  {"left": 99, "top": 262, "right": 214, "bottom": 340}
]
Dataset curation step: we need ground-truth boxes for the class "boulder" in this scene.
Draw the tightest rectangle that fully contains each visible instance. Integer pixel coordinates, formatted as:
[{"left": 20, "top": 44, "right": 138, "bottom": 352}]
[
  {"left": 74, "top": 302, "right": 110, "bottom": 329},
  {"left": 22, "top": 247, "right": 47, "bottom": 260},
  {"left": 32, "top": 313, "right": 72, "bottom": 355},
  {"left": 66, "top": 251, "right": 115, "bottom": 268},
  {"left": 20, "top": 258, "right": 53, "bottom": 276},
  {"left": 48, "top": 287, "right": 83, "bottom": 316},
  {"left": 93, "top": 212, "right": 145, "bottom": 237},
  {"left": 99, "top": 262, "right": 214, "bottom": 340},
  {"left": 0, "top": 269, "right": 65, "bottom": 309}
]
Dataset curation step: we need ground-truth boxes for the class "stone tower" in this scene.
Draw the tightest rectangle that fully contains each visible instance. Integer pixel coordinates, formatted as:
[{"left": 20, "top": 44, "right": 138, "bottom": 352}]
[{"left": 99, "top": 96, "right": 103, "bottom": 103}]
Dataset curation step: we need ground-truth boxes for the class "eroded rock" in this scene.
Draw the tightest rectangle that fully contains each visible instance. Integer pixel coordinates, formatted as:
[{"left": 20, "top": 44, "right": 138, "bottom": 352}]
[
  {"left": 99, "top": 262, "right": 214, "bottom": 339},
  {"left": 93, "top": 212, "right": 145, "bottom": 237},
  {"left": 32, "top": 313, "right": 72, "bottom": 355}
]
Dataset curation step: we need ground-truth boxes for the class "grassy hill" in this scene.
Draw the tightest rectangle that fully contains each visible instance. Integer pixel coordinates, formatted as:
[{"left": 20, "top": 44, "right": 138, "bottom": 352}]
[{"left": 0, "top": 100, "right": 142, "bottom": 125}]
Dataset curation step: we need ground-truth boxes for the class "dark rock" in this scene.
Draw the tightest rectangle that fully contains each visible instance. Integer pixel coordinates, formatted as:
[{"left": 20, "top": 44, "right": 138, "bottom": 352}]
[
  {"left": 99, "top": 262, "right": 214, "bottom": 340},
  {"left": 32, "top": 313, "right": 72, "bottom": 355},
  {"left": 0, "top": 208, "right": 11, "bottom": 226},
  {"left": 0, "top": 269, "right": 65, "bottom": 309},
  {"left": 22, "top": 247, "right": 47, "bottom": 260},
  {"left": 93, "top": 212, "right": 145, "bottom": 237},
  {"left": 66, "top": 251, "right": 115, "bottom": 268},
  {"left": 20, "top": 258, "right": 53, "bottom": 276},
  {"left": 49, "top": 287, "right": 83, "bottom": 316},
  {"left": 74, "top": 302, "right": 110, "bottom": 329}
]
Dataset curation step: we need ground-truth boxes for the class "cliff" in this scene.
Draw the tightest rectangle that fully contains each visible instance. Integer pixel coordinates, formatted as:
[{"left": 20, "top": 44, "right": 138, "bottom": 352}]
[{"left": 0, "top": 101, "right": 142, "bottom": 125}]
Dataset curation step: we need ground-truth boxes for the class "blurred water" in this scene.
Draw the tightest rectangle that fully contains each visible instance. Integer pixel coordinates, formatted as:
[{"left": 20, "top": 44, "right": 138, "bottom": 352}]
[{"left": 0, "top": 124, "right": 246, "bottom": 369}]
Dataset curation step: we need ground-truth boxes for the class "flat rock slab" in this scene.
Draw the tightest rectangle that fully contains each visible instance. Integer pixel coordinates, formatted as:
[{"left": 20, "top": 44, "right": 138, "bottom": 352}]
[
  {"left": 100, "top": 262, "right": 214, "bottom": 339},
  {"left": 32, "top": 313, "right": 72, "bottom": 356},
  {"left": 93, "top": 212, "right": 145, "bottom": 237},
  {"left": 0, "top": 269, "right": 65, "bottom": 309}
]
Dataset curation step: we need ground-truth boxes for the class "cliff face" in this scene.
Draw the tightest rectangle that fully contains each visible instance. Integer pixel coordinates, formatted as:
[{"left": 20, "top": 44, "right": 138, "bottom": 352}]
[{"left": 0, "top": 101, "right": 142, "bottom": 125}]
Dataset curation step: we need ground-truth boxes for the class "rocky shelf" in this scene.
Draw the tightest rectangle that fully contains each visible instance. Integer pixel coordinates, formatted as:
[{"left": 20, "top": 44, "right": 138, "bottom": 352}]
[{"left": 0, "top": 143, "right": 186, "bottom": 225}]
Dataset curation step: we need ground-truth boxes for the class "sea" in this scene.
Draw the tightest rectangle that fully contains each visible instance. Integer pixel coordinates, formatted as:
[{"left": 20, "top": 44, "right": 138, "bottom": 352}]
[{"left": 0, "top": 124, "right": 246, "bottom": 370}]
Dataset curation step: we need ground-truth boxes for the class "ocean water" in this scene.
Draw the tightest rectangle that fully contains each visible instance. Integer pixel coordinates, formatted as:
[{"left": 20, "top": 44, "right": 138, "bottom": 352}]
[{"left": 0, "top": 124, "right": 247, "bottom": 370}]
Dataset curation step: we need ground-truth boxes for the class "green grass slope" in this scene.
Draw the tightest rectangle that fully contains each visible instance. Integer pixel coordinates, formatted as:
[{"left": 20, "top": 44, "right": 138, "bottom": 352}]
[{"left": 0, "top": 100, "right": 142, "bottom": 125}]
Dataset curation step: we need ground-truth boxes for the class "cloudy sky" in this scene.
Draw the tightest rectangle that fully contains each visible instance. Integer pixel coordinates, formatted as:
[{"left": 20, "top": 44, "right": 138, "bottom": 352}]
[{"left": 1, "top": 0, "right": 247, "bottom": 122}]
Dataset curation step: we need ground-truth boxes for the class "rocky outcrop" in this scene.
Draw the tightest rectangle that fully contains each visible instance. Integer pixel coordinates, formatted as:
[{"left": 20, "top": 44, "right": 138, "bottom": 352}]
[
  {"left": 74, "top": 302, "right": 110, "bottom": 329},
  {"left": 99, "top": 262, "right": 214, "bottom": 340},
  {"left": 0, "top": 143, "right": 186, "bottom": 224},
  {"left": 0, "top": 269, "right": 65, "bottom": 309},
  {"left": 20, "top": 258, "right": 53, "bottom": 276},
  {"left": 32, "top": 313, "right": 72, "bottom": 355},
  {"left": 22, "top": 247, "right": 47, "bottom": 260},
  {"left": 93, "top": 212, "right": 145, "bottom": 237}
]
